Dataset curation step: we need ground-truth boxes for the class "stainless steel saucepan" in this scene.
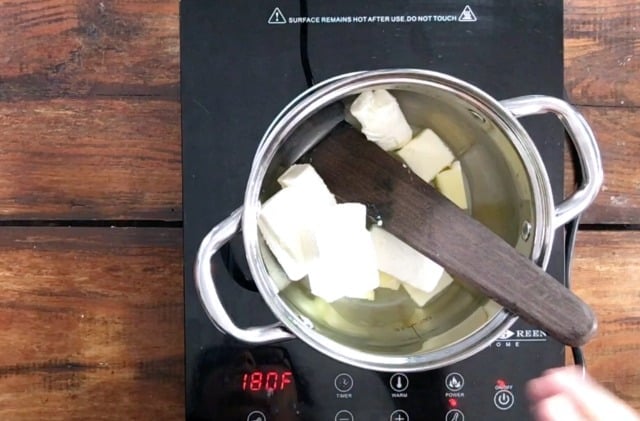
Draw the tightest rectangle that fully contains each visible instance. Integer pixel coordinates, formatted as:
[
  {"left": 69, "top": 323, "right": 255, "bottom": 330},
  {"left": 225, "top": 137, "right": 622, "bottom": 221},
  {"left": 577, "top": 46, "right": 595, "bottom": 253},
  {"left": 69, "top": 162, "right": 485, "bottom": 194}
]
[{"left": 195, "top": 69, "right": 603, "bottom": 372}]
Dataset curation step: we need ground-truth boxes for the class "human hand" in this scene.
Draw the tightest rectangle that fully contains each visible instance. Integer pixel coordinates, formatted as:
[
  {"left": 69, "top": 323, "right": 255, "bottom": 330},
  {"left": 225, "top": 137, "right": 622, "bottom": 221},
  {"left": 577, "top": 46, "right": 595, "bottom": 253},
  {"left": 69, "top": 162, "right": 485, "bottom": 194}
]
[{"left": 527, "top": 366, "right": 640, "bottom": 421}]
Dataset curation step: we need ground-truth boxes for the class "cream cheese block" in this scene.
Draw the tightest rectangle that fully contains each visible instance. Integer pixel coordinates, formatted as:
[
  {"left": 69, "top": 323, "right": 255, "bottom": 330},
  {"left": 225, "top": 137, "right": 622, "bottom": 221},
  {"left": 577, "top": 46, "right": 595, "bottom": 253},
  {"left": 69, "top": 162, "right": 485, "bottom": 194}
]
[
  {"left": 370, "top": 226, "right": 445, "bottom": 294},
  {"left": 277, "top": 164, "right": 336, "bottom": 203},
  {"left": 307, "top": 203, "right": 379, "bottom": 302},
  {"left": 260, "top": 240, "right": 292, "bottom": 292},
  {"left": 258, "top": 165, "right": 337, "bottom": 281},
  {"left": 402, "top": 271, "right": 454, "bottom": 307},
  {"left": 396, "top": 128, "right": 455, "bottom": 182},
  {"left": 349, "top": 89, "right": 413, "bottom": 151},
  {"left": 346, "top": 289, "right": 376, "bottom": 301}
]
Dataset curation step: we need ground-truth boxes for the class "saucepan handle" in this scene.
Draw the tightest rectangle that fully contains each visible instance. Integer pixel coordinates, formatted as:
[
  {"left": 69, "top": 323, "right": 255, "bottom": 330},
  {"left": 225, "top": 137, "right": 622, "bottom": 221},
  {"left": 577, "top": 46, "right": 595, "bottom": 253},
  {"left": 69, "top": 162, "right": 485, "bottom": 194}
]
[
  {"left": 194, "top": 207, "right": 295, "bottom": 343},
  {"left": 501, "top": 95, "right": 604, "bottom": 229}
]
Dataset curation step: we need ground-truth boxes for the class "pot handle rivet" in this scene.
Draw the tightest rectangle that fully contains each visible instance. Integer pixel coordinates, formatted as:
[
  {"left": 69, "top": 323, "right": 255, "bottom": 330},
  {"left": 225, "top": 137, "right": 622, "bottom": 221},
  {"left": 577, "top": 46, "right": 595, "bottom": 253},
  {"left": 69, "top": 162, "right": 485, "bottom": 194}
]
[
  {"left": 521, "top": 220, "right": 532, "bottom": 241},
  {"left": 194, "top": 207, "right": 296, "bottom": 344},
  {"left": 501, "top": 95, "right": 604, "bottom": 229}
]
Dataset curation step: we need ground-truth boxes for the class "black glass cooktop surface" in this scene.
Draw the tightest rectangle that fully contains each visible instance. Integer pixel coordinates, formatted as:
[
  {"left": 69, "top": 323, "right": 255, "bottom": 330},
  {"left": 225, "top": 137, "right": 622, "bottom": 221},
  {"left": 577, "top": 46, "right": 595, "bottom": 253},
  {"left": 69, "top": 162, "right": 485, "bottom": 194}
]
[{"left": 181, "top": 1, "right": 565, "bottom": 420}]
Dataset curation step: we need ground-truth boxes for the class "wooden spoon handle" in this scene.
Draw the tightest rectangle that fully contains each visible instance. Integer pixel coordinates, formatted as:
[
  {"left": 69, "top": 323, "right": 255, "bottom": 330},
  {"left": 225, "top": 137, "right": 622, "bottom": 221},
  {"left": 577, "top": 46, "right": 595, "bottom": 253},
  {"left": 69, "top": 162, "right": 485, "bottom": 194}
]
[{"left": 304, "top": 122, "right": 596, "bottom": 347}]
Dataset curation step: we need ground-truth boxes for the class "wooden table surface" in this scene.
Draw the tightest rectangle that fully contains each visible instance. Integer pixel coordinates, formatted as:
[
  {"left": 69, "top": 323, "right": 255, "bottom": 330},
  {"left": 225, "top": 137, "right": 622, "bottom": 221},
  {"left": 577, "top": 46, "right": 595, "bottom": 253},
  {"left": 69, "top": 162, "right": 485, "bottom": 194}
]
[{"left": 0, "top": 1, "right": 638, "bottom": 419}]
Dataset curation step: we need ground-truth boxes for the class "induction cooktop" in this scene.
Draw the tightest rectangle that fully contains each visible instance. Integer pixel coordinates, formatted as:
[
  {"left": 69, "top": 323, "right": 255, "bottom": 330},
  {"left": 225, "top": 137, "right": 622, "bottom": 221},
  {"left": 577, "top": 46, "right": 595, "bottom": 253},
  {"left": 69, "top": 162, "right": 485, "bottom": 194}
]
[{"left": 181, "top": 2, "right": 567, "bottom": 420}]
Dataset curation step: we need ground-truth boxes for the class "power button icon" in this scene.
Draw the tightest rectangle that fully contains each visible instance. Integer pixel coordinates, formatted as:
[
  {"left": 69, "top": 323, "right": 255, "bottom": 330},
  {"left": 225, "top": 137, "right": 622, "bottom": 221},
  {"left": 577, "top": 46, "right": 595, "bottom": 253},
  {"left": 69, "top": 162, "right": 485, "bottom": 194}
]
[{"left": 494, "top": 390, "right": 515, "bottom": 410}]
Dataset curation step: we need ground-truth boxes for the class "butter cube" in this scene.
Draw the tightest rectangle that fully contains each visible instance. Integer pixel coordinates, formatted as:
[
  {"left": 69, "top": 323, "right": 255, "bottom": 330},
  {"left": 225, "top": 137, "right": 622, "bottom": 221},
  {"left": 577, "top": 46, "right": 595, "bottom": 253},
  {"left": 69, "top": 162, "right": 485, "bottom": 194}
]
[
  {"left": 370, "top": 226, "right": 444, "bottom": 293},
  {"left": 435, "top": 161, "right": 468, "bottom": 209},
  {"left": 350, "top": 89, "right": 413, "bottom": 151},
  {"left": 397, "top": 129, "right": 455, "bottom": 182},
  {"left": 402, "top": 272, "right": 454, "bottom": 307},
  {"left": 307, "top": 203, "right": 379, "bottom": 302},
  {"left": 379, "top": 271, "right": 401, "bottom": 290}
]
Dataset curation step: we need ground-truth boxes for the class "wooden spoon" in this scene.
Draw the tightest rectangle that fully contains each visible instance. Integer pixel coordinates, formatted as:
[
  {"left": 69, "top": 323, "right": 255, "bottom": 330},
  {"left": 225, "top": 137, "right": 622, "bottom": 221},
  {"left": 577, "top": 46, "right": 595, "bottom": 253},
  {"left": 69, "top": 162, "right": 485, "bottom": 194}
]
[{"left": 302, "top": 121, "right": 596, "bottom": 347}]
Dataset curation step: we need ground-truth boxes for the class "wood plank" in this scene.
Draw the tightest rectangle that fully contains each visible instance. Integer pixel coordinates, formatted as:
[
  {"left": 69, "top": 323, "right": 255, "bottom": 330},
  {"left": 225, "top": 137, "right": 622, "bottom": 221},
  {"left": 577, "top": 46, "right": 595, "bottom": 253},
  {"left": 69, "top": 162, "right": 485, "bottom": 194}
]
[
  {"left": 564, "top": 106, "right": 640, "bottom": 224},
  {"left": 0, "top": 99, "right": 181, "bottom": 220},
  {"left": 571, "top": 230, "right": 640, "bottom": 412},
  {"left": 0, "top": 1, "right": 636, "bottom": 224},
  {"left": 0, "top": 0, "right": 635, "bottom": 106},
  {"left": 563, "top": 0, "right": 640, "bottom": 222},
  {"left": 0, "top": 0, "right": 179, "bottom": 100},
  {"left": 0, "top": 0, "right": 636, "bottom": 106},
  {"left": 1, "top": 232, "right": 634, "bottom": 418},
  {"left": 0, "top": 228, "right": 637, "bottom": 418},
  {"left": 4, "top": 99, "right": 636, "bottom": 225},
  {"left": 0, "top": 227, "right": 183, "bottom": 420},
  {"left": 565, "top": 0, "right": 640, "bottom": 107}
]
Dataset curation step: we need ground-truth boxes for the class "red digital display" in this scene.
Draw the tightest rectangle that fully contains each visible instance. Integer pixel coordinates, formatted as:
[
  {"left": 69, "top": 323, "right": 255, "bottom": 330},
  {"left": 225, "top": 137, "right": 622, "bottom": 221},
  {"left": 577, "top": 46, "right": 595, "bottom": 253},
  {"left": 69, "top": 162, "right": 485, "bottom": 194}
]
[{"left": 242, "top": 371, "right": 293, "bottom": 392}]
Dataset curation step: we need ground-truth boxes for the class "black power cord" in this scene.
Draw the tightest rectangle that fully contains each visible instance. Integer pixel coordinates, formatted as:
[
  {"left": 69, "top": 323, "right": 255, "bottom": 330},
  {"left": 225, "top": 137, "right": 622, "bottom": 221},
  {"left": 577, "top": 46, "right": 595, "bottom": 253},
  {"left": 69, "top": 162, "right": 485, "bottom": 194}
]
[
  {"left": 565, "top": 214, "right": 587, "bottom": 376},
  {"left": 222, "top": 0, "right": 316, "bottom": 294},
  {"left": 564, "top": 127, "right": 587, "bottom": 377},
  {"left": 299, "top": 0, "right": 315, "bottom": 88}
]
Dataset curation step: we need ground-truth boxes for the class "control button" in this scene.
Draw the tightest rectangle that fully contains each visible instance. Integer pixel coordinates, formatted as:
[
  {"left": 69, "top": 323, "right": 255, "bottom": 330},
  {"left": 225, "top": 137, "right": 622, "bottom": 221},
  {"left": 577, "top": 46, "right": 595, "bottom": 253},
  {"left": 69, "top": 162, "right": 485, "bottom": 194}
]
[
  {"left": 389, "top": 373, "right": 409, "bottom": 392},
  {"left": 335, "top": 409, "right": 354, "bottom": 421},
  {"left": 494, "top": 389, "right": 515, "bottom": 410},
  {"left": 247, "top": 410, "right": 266, "bottom": 421},
  {"left": 445, "top": 372, "right": 465, "bottom": 392},
  {"left": 445, "top": 409, "right": 464, "bottom": 421},
  {"left": 390, "top": 409, "right": 409, "bottom": 421},
  {"left": 334, "top": 373, "right": 354, "bottom": 392}
]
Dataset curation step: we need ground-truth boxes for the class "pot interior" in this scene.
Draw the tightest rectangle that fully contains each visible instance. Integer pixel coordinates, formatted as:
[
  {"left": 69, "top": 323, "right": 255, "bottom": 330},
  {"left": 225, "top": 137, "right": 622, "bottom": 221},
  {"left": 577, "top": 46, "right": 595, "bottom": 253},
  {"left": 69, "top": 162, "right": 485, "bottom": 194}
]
[{"left": 257, "top": 83, "right": 537, "bottom": 357}]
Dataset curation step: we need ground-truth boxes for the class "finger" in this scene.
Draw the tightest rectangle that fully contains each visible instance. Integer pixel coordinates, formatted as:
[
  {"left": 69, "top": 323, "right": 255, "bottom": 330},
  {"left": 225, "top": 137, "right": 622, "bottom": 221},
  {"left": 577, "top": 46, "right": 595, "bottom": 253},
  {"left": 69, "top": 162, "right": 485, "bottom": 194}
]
[
  {"left": 530, "top": 394, "right": 585, "bottom": 421},
  {"left": 528, "top": 366, "right": 640, "bottom": 421},
  {"left": 526, "top": 367, "right": 583, "bottom": 402}
]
